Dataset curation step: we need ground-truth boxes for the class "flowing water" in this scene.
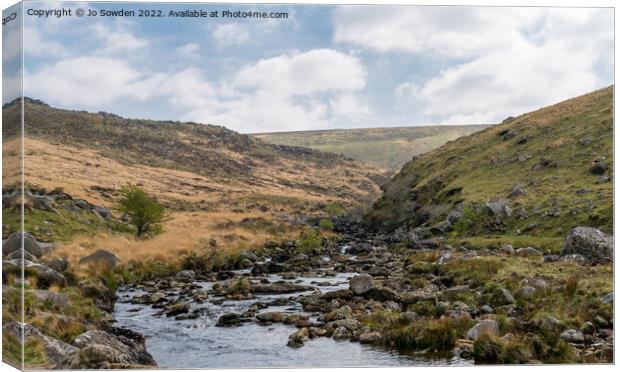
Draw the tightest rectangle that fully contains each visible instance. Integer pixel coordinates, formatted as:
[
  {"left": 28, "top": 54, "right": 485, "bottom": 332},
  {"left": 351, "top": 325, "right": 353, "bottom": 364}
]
[{"left": 114, "top": 266, "right": 471, "bottom": 368}]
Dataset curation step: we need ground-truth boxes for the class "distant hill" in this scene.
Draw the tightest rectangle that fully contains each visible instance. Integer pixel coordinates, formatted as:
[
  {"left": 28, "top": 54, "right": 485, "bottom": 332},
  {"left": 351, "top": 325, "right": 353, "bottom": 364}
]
[
  {"left": 2, "top": 98, "right": 385, "bottom": 211},
  {"left": 364, "top": 86, "right": 613, "bottom": 248},
  {"left": 254, "top": 125, "right": 490, "bottom": 172}
]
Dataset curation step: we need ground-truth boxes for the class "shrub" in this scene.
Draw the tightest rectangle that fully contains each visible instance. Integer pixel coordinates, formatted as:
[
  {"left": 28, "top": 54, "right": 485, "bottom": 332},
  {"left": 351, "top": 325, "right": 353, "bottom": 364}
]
[
  {"left": 319, "top": 218, "right": 334, "bottom": 231},
  {"left": 116, "top": 183, "right": 167, "bottom": 237},
  {"left": 324, "top": 202, "right": 346, "bottom": 217},
  {"left": 297, "top": 228, "right": 323, "bottom": 254}
]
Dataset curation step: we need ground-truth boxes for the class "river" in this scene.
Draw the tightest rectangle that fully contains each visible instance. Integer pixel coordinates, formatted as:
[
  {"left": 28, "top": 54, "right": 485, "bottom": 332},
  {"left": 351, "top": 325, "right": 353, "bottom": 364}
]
[{"left": 113, "top": 259, "right": 471, "bottom": 368}]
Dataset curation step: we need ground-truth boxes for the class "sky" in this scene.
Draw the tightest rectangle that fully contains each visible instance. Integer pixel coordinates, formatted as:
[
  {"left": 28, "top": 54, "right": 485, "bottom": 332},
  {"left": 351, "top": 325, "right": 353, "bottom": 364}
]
[{"left": 2, "top": 2, "right": 614, "bottom": 133}]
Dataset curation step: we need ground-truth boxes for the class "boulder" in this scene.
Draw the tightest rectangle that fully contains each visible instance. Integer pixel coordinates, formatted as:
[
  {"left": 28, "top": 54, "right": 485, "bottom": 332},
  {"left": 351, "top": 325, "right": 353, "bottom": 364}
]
[
  {"left": 164, "top": 302, "right": 189, "bottom": 317},
  {"left": 601, "top": 292, "right": 613, "bottom": 304},
  {"left": 501, "top": 244, "right": 515, "bottom": 255},
  {"left": 78, "top": 250, "right": 121, "bottom": 271},
  {"left": 486, "top": 199, "right": 512, "bottom": 218},
  {"left": 252, "top": 282, "right": 313, "bottom": 294},
  {"left": 515, "top": 247, "right": 542, "bottom": 256},
  {"left": 322, "top": 289, "right": 353, "bottom": 301},
  {"left": 287, "top": 328, "right": 309, "bottom": 348},
  {"left": 6, "top": 249, "right": 38, "bottom": 262},
  {"left": 175, "top": 270, "right": 195, "bottom": 283},
  {"left": 46, "top": 258, "right": 69, "bottom": 272},
  {"left": 283, "top": 314, "right": 310, "bottom": 324},
  {"left": 561, "top": 227, "right": 613, "bottom": 264},
  {"left": 560, "top": 329, "right": 585, "bottom": 344},
  {"left": 364, "top": 287, "right": 400, "bottom": 302},
  {"left": 92, "top": 206, "right": 112, "bottom": 220},
  {"left": 25, "top": 262, "right": 67, "bottom": 288},
  {"left": 332, "top": 326, "right": 351, "bottom": 340},
  {"left": 466, "top": 319, "right": 500, "bottom": 341},
  {"left": 73, "top": 328, "right": 156, "bottom": 368},
  {"left": 349, "top": 274, "right": 373, "bottom": 295},
  {"left": 256, "top": 311, "right": 285, "bottom": 323},
  {"left": 216, "top": 313, "right": 241, "bottom": 327},
  {"left": 358, "top": 331, "right": 382, "bottom": 344},
  {"left": 3, "top": 232, "right": 43, "bottom": 258},
  {"left": 324, "top": 305, "right": 353, "bottom": 322},
  {"left": 3, "top": 321, "right": 78, "bottom": 368}
]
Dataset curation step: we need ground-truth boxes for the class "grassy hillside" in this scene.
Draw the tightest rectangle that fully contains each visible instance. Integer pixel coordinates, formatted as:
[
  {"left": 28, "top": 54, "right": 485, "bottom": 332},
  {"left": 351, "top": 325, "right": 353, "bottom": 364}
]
[
  {"left": 365, "top": 86, "right": 613, "bottom": 249},
  {"left": 254, "top": 125, "right": 489, "bottom": 172}
]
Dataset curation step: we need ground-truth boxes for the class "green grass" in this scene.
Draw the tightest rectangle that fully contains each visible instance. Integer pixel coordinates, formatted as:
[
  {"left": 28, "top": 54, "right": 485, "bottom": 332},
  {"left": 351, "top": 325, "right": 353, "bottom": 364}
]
[
  {"left": 2, "top": 206, "right": 129, "bottom": 242},
  {"left": 254, "top": 125, "right": 489, "bottom": 172},
  {"left": 365, "top": 86, "right": 613, "bottom": 239}
]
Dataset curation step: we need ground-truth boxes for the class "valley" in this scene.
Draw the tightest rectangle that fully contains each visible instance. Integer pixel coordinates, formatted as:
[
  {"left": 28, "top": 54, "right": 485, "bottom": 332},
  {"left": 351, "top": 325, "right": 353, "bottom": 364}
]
[{"left": 2, "top": 87, "right": 614, "bottom": 368}]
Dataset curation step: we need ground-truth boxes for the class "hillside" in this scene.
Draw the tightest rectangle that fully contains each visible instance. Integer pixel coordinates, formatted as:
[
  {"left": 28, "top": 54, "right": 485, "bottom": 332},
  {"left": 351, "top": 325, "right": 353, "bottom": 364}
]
[
  {"left": 254, "top": 125, "right": 489, "bottom": 172},
  {"left": 365, "top": 86, "right": 613, "bottom": 249},
  {"left": 2, "top": 98, "right": 385, "bottom": 254}
]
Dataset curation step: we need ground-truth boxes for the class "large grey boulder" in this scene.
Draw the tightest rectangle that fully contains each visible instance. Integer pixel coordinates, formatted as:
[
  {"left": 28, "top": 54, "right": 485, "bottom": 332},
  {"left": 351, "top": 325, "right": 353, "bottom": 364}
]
[
  {"left": 73, "top": 328, "right": 156, "bottom": 368},
  {"left": 3, "top": 232, "right": 43, "bottom": 258},
  {"left": 21, "top": 261, "right": 67, "bottom": 288},
  {"left": 349, "top": 274, "right": 374, "bottom": 295},
  {"left": 561, "top": 227, "right": 613, "bottom": 264},
  {"left": 78, "top": 250, "right": 121, "bottom": 271}
]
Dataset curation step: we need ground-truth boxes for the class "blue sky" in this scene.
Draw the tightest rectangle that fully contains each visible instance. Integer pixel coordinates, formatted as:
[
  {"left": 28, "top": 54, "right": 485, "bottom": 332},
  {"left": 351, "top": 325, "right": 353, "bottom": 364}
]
[{"left": 3, "top": 2, "right": 614, "bottom": 133}]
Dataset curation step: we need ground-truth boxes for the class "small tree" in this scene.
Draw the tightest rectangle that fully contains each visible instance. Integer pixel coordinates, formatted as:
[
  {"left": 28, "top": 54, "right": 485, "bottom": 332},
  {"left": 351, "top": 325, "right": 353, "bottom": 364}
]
[{"left": 117, "top": 183, "right": 166, "bottom": 237}]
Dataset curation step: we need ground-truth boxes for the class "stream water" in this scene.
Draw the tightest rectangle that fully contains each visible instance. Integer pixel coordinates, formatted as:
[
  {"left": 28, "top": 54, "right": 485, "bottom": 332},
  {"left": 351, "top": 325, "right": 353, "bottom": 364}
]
[{"left": 114, "top": 264, "right": 471, "bottom": 368}]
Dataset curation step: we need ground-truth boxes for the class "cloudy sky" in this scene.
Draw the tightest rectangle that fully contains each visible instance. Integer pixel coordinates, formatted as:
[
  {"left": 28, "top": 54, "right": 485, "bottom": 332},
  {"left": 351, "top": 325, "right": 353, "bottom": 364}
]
[{"left": 2, "top": 2, "right": 614, "bottom": 133}]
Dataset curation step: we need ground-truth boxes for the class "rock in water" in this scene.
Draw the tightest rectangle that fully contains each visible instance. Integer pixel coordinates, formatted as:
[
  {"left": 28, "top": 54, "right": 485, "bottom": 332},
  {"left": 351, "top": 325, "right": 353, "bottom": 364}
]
[
  {"left": 216, "top": 313, "right": 241, "bottom": 327},
  {"left": 349, "top": 274, "right": 373, "bottom": 295},
  {"left": 561, "top": 227, "right": 613, "bottom": 264}
]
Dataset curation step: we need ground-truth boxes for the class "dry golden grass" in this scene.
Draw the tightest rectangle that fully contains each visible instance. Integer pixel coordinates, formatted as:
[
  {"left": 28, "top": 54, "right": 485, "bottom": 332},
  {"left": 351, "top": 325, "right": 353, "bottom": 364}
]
[
  {"left": 21, "top": 138, "right": 379, "bottom": 208},
  {"left": 53, "top": 210, "right": 294, "bottom": 270},
  {"left": 2, "top": 137, "right": 21, "bottom": 187}
]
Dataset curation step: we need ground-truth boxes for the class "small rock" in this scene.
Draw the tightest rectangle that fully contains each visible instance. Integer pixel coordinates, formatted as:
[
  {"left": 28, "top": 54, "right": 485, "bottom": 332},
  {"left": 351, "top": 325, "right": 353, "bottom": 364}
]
[
  {"left": 515, "top": 247, "right": 542, "bottom": 256},
  {"left": 358, "top": 332, "right": 382, "bottom": 344},
  {"left": 560, "top": 329, "right": 584, "bottom": 343}
]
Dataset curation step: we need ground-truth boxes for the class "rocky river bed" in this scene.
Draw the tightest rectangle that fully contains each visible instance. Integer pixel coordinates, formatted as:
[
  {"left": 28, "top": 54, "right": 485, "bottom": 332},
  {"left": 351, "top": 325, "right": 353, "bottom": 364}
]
[{"left": 114, "top": 267, "right": 469, "bottom": 368}]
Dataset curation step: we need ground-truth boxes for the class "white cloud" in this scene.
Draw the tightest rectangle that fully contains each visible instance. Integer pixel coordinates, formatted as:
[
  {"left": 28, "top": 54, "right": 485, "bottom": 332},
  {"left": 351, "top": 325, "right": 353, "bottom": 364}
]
[
  {"left": 90, "top": 21, "right": 149, "bottom": 55},
  {"left": 335, "top": 7, "right": 613, "bottom": 124},
  {"left": 330, "top": 94, "right": 371, "bottom": 123},
  {"left": 183, "top": 49, "right": 367, "bottom": 132},
  {"left": 23, "top": 49, "right": 367, "bottom": 133},
  {"left": 23, "top": 26, "right": 68, "bottom": 57},
  {"left": 212, "top": 23, "right": 250, "bottom": 46},
  {"left": 24, "top": 57, "right": 159, "bottom": 106},
  {"left": 176, "top": 43, "right": 200, "bottom": 58}
]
